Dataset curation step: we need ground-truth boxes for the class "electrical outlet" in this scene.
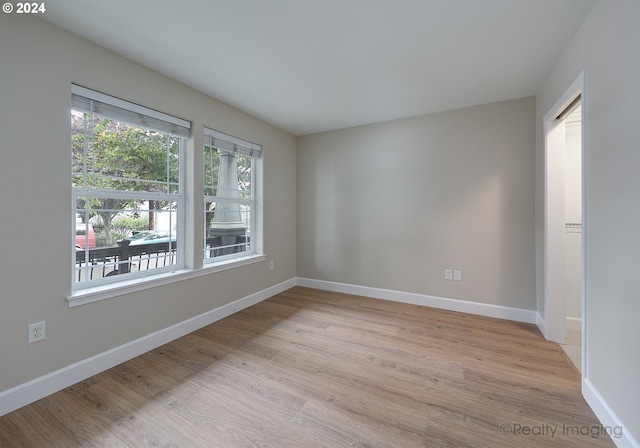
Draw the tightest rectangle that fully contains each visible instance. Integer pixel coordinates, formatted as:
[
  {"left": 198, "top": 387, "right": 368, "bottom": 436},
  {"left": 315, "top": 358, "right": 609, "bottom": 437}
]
[
  {"left": 444, "top": 269, "right": 453, "bottom": 280},
  {"left": 453, "top": 270, "right": 462, "bottom": 281},
  {"left": 28, "top": 321, "right": 46, "bottom": 344},
  {"left": 269, "top": 261, "right": 275, "bottom": 271}
]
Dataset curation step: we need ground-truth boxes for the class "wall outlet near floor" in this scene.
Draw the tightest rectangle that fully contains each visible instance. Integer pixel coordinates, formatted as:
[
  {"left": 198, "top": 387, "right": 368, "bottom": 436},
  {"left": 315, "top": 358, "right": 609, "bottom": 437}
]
[
  {"left": 269, "top": 261, "right": 275, "bottom": 271},
  {"left": 453, "top": 270, "right": 462, "bottom": 281},
  {"left": 444, "top": 269, "right": 453, "bottom": 280},
  {"left": 28, "top": 321, "right": 46, "bottom": 344}
]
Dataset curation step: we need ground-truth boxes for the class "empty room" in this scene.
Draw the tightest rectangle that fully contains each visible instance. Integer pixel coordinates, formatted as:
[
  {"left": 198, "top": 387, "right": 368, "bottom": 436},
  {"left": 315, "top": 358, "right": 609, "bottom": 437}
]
[{"left": 0, "top": 1, "right": 638, "bottom": 447}]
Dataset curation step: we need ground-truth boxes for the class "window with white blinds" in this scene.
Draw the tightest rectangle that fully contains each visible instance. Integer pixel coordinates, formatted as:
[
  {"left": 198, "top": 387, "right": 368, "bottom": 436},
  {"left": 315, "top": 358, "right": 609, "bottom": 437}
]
[
  {"left": 203, "top": 127, "right": 261, "bottom": 263},
  {"left": 69, "top": 85, "right": 265, "bottom": 300},
  {"left": 71, "top": 85, "right": 189, "bottom": 288}
]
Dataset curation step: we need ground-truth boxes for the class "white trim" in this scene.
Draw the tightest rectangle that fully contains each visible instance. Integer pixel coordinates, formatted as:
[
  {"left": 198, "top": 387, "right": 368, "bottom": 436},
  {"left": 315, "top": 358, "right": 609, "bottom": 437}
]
[
  {"left": 204, "top": 126, "right": 261, "bottom": 152},
  {"left": 296, "top": 278, "right": 537, "bottom": 324},
  {"left": 583, "top": 379, "right": 639, "bottom": 448},
  {"left": 68, "top": 254, "right": 266, "bottom": 307},
  {"left": 0, "top": 277, "right": 296, "bottom": 418},
  {"left": 71, "top": 84, "right": 191, "bottom": 129},
  {"left": 542, "top": 71, "right": 588, "bottom": 346},
  {"left": 299, "top": 278, "right": 640, "bottom": 445},
  {"left": 9, "top": 273, "right": 635, "bottom": 448},
  {"left": 580, "top": 71, "right": 589, "bottom": 399},
  {"left": 543, "top": 113, "right": 568, "bottom": 343},
  {"left": 536, "top": 311, "right": 546, "bottom": 336},
  {"left": 566, "top": 316, "right": 582, "bottom": 333},
  {"left": 543, "top": 74, "right": 584, "bottom": 123}
]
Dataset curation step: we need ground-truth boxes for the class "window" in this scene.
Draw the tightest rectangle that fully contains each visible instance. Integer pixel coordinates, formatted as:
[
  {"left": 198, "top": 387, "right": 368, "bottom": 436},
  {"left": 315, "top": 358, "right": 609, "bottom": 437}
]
[
  {"left": 69, "top": 85, "right": 264, "bottom": 302},
  {"left": 203, "top": 128, "right": 261, "bottom": 264},
  {"left": 71, "top": 85, "right": 190, "bottom": 288}
]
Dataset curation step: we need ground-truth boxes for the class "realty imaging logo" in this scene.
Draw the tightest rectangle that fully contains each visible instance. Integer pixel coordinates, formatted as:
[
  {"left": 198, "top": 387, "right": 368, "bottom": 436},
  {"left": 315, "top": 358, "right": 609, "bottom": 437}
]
[{"left": 499, "top": 423, "right": 623, "bottom": 439}]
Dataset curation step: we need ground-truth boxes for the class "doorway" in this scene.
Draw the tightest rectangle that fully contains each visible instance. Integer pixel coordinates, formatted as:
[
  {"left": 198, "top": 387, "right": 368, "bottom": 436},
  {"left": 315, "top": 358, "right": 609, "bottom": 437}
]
[
  {"left": 543, "top": 73, "right": 585, "bottom": 376},
  {"left": 560, "top": 103, "right": 582, "bottom": 372}
]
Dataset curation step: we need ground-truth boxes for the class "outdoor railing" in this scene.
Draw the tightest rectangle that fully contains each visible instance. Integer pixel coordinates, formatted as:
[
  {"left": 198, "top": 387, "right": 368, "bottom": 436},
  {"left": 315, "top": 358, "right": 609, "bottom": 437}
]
[{"left": 75, "top": 236, "right": 228, "bottom": 282}]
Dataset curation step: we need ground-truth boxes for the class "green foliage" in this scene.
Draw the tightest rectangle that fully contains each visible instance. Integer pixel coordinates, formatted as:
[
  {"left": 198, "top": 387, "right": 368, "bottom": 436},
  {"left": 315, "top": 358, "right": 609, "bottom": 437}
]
[
  {"left": 111, "top": 215, "right": 150, "bottom": 236},
  {"left": 72, "top": 111, "right": 179, "bottom": 245},
  {"left": 91, "top": 219, "right": 105, "bottom": 233},
  {"left": 72, "top": 112, "right": 179, "bottom": 192}
]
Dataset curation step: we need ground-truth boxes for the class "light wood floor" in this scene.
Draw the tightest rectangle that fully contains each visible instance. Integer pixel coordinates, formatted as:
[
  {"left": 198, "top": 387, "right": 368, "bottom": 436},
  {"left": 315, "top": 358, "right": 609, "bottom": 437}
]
[{"left": 0, "top": 287, "right": 614, "bottom": 447}]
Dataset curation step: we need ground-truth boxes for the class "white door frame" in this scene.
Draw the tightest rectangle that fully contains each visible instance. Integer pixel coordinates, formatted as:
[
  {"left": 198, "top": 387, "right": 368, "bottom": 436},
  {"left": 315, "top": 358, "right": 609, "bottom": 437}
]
[{"left": 543, "top": 72, "right": 586, "bottom": 375}]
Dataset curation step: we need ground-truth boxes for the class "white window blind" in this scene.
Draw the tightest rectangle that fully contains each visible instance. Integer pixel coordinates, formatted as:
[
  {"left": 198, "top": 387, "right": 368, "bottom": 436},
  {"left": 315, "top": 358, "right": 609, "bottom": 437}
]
[
  {"left": 71, "top": 84, "right": 191, "bottom": 138},
  {"left": 204, "top": 127, "right": 262, "bottom": 158}
]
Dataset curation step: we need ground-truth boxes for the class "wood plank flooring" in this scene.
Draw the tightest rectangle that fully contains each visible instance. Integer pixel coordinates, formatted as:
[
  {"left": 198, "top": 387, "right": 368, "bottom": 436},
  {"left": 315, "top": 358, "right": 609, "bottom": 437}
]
[{"left": 0, "top": 287, "right": 615, "bottom": 447}]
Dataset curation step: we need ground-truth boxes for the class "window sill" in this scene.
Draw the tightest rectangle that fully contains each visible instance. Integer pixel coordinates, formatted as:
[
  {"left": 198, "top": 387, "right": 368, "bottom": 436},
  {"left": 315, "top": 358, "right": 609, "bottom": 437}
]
[{"left": 67, "top": 254, "right": 266, "bottom": 307}]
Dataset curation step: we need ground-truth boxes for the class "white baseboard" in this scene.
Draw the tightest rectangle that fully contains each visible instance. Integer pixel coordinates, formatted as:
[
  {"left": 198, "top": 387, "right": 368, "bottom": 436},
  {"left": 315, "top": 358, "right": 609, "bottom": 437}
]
[
  {"left": 11, "top": 275, "right": 636, "bottom": 448},
  {"left": 536, "top": 311, "right": 547, "bottom": 338},
  {"left": 566, "top": 316, "right": 582, "bottom": 332},
  {"left": 296, "top": 277, "right": 537, "bottom": 324},
  {"left": 0, "top": 278, "right": 296, "bottom": 418},
  {"left": 583, "top": 378, "right": 639, "bottom": 448},
  {"left": 297, "top": 278, "right": 640, "bottom": 445}
]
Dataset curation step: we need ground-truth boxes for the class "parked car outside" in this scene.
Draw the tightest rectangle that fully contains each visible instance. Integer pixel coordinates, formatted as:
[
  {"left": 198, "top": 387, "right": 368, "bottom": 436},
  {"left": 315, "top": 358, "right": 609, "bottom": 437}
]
[
  {"left": 126, "top": 230, "right": 176, "bottom": 246},
  {"left": 75, "top": 223, "right": 96, "bottom": 249}
]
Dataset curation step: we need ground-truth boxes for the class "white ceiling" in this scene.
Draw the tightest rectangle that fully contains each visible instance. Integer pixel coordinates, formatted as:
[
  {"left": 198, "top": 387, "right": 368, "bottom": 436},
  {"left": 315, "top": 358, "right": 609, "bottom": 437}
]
[{"left": 42, "top": 0, "right": 594, "bottom": 136}]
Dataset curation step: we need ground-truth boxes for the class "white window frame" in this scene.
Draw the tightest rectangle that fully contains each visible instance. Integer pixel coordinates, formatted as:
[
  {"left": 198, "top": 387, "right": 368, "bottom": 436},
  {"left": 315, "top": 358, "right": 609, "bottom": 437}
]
[
  {"left": 71, "top": 85, "right": 189, "bottom": 292},
  {"left": 67, "top": 87, "right": 266, "bottom": 307},
  {"left": 203, "top": 127, "right": 262, "bottom": 265}
]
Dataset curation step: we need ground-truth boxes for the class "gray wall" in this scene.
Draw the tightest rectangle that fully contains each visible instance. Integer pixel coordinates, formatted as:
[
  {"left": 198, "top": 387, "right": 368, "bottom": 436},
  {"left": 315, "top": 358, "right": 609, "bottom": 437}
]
[
  {"left": 297, "top": 97, "right": 536, "bottom": 310},
  {"left": 535, "top": 0, "right": 640, "bottom": 439},
  {"left": 0, "top": 15, "right": 296, "bottom": 393}
]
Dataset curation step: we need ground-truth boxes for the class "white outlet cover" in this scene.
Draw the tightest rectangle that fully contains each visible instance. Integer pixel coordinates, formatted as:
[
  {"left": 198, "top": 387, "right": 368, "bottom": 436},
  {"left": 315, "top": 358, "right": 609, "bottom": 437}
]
[
  {"left": 444, "top": 269, "right": 453, "bottom": 280},
  {"left": 453, "top": 270, "right": 462, "bottom": 281},
  {"left": 28, "top": 321, "right": 46, "bottom": 344}
]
